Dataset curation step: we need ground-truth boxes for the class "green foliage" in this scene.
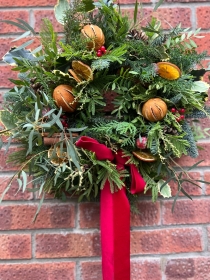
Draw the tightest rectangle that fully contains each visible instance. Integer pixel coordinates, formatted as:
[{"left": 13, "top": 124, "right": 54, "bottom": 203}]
[{"left": 0, "top": 0, "right": 210, "bottom": 208}]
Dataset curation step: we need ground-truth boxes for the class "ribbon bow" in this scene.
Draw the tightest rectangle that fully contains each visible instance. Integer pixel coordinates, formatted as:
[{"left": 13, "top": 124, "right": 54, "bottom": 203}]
[{"left": 76, "top": 136, "right": 146, "bottom": 280}]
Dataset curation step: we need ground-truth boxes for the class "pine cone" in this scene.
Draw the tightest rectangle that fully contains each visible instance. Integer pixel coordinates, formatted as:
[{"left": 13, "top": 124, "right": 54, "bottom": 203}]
[
  {"left": 163, "top": 126, "right": 178, "bottom": 135},
  {"left": 30, "top": 78, "right": 44, "bottom": 93},
  {"left": 127, "top": 29, "right": 148, "bottom": 42}
]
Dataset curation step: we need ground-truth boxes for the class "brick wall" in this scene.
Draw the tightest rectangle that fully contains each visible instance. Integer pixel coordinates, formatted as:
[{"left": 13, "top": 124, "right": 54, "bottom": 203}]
[{"left": 0, "top": 0, "right": 210, "bottom": 279}]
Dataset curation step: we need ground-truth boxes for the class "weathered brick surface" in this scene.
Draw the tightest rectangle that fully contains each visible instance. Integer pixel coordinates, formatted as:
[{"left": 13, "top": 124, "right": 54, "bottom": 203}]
[
  {"left": 163, "top": 199, "right": 210, "bottom": 225},
  {"left": 196, "top": 7, "right": 210, "bottom": 29},
  {"left": 123, "top": 7, "right": 191, "bottom": 28},
  {"left": 80, "top": 259, "right": 162, "bottom": 280},
  {"left": 165, "top": 257, "right": 210, "bottom": 280},
  {"left": 175, "top": 143, "right": 210, "bottom": 167},
  {"left": 0, "top": 11, "right": 29, "bottom": 34},
  {"left": 130, "top": 201, "right": 161, "bottom": 227},
  {"left": 170, "top": 172, "right": 202, "bottom": 196},
  {"left": 0, "top": 262, "right": 76, "bottom": 280},
  {"left": 36, "top": 232, "right": 101, "bottom": 258},
  {"left": 0, "top": 234, "right": 31, "bottom": 259},
  {"left": 79, "top": 202, "right": 100, "bottom": 229},
  {"left": 131, "top": 260, "right": 162, "bottom": 280},
  {"left": 194, "top": 33, "right": 210, "bottom": 56},
  {"left": 0, "top": 203, "right": 75, "bottom": 230},
  {"left": 0, "top": 65, "right": 18, "bottom": 88},
  {"left": 131, "top": 227, "right": 202, "bottom": 254},
  {"left": 34, "top": 10, "right": 63, "bottom": 33},
  {"left": 204, "top": 172, "right": 210, "bottom": 195},
  {"left": 0, "top": 0, "right": 55, "bottom": 7},
  {"left": 0, "top": 0, "right": 210, "bottom": 279}
]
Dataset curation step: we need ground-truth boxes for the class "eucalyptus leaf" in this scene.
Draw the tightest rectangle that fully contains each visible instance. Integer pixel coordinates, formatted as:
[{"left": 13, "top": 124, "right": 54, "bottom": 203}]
[{"left": 54, "top": 0, "right": 70, "bottom": 24}]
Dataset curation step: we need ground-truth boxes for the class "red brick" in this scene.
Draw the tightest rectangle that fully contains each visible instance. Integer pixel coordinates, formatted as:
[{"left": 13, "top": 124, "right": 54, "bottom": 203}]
[
  {"left": 34, "top": 10, "right": 63, "bottom": 33},
  {"left": 175, "top": 143, "right": 210, "bottom": 167},
  {"left": 80, "top": 262, "right": 102, "bottom": 280},
  {"left": 196, "top": 7, "right": 210, "bottom": 29},
  {"left": 163, "top": 199, "right": 210, "bottom": 225},
  {"left": 0, "top": 203, "right": 75, "bottom": 230},
  {"left": 0, "top": 176, "right": 33, "bottom": 200},
  {"left": 0, "top": 234, "right": 31, "bottom": 259},
  {"left": 80, "top": 259, "right": 162, "bottom": 280},
  {"left": 122, "top": 8, "right": 191, "bottom": 29},
  {"left": 131, "top": 259, "right": 162, "bottom": 280},
  {"left": 194, "top": 33, "right": 210, "bottom": 56},
  {"left": 36, "top": 232, "right": 101, "bottom": 258},
  {"left": 170, "top": 172, "right": 202, "bottom": 196},
  {"left": 0, "top": 0, "right": 55, "bottom": 7},
  {"left": 0, "top": 65, "right": 18, "bottom": 88},
  {"left": 165, "top": 257, "right": 210, "bottom": 280},
  {"left": 0, "top": 262, "right": 75, "bottom": 280},
  {"left": 0, "top": 11, "right": 29, "bottom": 34},
  {"left": 207, "top": 226, "right": 210, "bottom": 251},
  {"left": 130, "top": 201, "right": 160, "bottom": 227},
  {"left": 131, "top": 227, "right": 202, "bottom": 254},
  {"left": 79, "top": 202, "right": 100, "bottom": 228},
  {"left": 204, "top": 172, "right": 210, "bottom": 194}
]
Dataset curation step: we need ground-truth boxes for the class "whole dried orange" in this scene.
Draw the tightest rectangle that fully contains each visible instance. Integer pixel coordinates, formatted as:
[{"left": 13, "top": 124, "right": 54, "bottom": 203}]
[
  {"left": 141, "top": 98, "right": 168, "bottom": 122},
  {"left": 53, "top": 84, "right": 78, "bottom": 113},
  {"left": 81, "top": 24, "right": 105, "bottom": 50},
  {"left": 157, "top": 62, "right": 181, "bottom": 80}
]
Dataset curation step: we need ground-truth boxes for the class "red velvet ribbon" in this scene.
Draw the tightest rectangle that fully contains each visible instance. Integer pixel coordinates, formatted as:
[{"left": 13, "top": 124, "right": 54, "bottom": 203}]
[{"left": 76, "top": 136, "right": 146, "bottom": 280}]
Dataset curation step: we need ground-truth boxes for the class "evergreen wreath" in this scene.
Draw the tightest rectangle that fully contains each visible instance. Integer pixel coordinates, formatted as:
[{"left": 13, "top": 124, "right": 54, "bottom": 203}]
[{"left": 1, "top": 0, "right": 210, "bottom": 212}]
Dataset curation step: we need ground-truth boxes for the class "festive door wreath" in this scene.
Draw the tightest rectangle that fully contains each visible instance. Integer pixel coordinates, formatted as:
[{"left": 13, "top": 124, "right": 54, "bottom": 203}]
[{"left": 1, "top": 0, "right": 210, "bottom": 278}]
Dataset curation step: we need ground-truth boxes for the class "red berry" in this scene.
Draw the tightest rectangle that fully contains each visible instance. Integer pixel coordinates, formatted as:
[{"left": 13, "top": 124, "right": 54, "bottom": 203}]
[
  {"left": 100, "top": 46, "right": 106, "bottom": 52},
  {"left": 179, "top": 108, "right": 185, "bottom": 114},
  {"left": 96, "top": 51, "right": 102, "bottom": 57},
  {"left": 176, "top": 117, "right": 181, "bottom": 122},
  {"left": 171, "top": 108, "right": 176, "bottom": 114},
  {"left": 136, "top": 137, "right": 147, "bottom": 149},
  {"left": 180, "top": 115, "right": 185, "bottom": 120}
]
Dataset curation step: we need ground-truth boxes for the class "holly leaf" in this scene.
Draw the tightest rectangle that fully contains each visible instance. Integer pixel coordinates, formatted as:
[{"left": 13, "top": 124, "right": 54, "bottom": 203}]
[{"left": 157, "top": 179, "right": 172, "bottom": 198}]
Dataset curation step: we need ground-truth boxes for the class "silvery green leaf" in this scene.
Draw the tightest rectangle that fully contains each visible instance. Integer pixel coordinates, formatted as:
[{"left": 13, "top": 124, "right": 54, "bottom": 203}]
[
  {"left": 191, "top": 81, "right": 210, "bottom": 93},
  {"left": 157, "top": 179, "right": 172, "bottom": 198},
  {"left": 3, "top": 47, "right": 35, "bottom": 66},
  {"left": 54, "top": 0, "right": 70, "bottom": 24}
]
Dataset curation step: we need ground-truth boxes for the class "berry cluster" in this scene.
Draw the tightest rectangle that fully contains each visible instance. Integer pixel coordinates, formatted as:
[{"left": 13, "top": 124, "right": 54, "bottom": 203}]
[
  {"left": 96, "top": 46, "right": 106, "bottom": 57},
  {"left": 170, "top": 108, "right": 185, "bottom": 122},
  {"left": 61, "top": 115, "right": 68, "bottom": 128}
]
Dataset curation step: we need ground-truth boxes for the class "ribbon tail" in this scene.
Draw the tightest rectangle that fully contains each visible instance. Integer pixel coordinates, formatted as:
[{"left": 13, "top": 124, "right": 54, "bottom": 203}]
[{"left": 100, "top": 181, "right": 130, "bottom": 280}]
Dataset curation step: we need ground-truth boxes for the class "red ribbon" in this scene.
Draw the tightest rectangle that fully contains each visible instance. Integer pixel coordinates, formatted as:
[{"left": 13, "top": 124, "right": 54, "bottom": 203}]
[{"left": 76, "top": 136, "right": 146, "bottom": 280}]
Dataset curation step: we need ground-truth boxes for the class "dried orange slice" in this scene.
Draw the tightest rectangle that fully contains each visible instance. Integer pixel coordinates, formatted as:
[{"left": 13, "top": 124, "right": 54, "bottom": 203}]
[
  {"left": 72, "top": 60, "right": 93, "bottom": 81},
  {"left": 157, "top": 62, "right": 181, "bottom": 80},
  {"left": 133, "top": 150, "right": 157, "bottom": 162},
  {"left": 68, "top": 69, "right": 82, "bottom": 83}
]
